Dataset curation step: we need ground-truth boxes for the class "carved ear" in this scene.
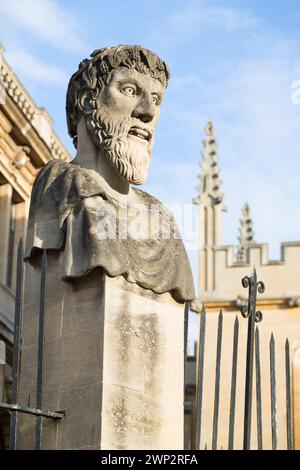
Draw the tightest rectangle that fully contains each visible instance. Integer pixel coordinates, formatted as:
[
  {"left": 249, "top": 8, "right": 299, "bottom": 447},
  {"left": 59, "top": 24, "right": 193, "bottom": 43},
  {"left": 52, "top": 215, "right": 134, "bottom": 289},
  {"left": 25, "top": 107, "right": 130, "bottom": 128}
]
[{"left": 77, "top": 87, "right": 95, "bottom": 115}]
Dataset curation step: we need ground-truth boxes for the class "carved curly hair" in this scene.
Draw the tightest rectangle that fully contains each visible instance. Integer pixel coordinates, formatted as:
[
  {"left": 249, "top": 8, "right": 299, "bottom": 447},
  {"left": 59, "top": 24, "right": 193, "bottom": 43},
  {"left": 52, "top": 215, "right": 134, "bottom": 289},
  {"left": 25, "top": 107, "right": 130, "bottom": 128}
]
[{"left": 66, "top": 45, "right": 170, "bottom": 148}]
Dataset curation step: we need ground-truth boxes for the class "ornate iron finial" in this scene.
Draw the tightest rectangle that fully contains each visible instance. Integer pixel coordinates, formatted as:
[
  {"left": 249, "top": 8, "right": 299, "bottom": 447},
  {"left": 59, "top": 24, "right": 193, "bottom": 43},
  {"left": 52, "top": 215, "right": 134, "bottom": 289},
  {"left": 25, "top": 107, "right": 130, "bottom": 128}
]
[
  {"left": 193, "top": 120, "right": 224, "bottom": 206},
  {"left": 240, "top": 268, "right": 264, "bottom": 322},
  {"left": 236, "top": 203, "right": 255, "bottom": 263}
]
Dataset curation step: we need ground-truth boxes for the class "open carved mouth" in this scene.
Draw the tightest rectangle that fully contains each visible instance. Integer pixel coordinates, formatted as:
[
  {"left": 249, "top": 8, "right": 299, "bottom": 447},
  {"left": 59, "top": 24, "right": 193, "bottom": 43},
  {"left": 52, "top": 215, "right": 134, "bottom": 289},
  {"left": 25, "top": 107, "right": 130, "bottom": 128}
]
[{"left": 128, "top": 126, "right": 151, "bottom": 143}]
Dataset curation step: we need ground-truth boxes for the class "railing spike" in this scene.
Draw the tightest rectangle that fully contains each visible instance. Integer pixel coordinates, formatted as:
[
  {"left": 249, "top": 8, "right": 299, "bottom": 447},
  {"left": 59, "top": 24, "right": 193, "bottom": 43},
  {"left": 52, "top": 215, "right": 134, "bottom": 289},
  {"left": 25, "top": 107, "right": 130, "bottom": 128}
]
[
  {"left": 212, "top": 310, "right": 223, "bottom": 450},
  {"left": 228, "top": 315, "right": 239, "bottom": 450},
  {"left": 285, "top": 338, "right": 293, "bottom": 450},
  {"left": 184, "top": 302, "right": 189, "bottom": 448},
  {"left": 10, "top": 237, "right": 24, "bottom": 450},
  {"left": 255, "top": 327, "right": 263, "bottom": 450},
  {"left": 194, "top": 303, "right": 206, "bottom": 449},
  {"left": 270, "top": 332, "right": 277, "bottom": 450},
  {"left": 241, "top": 269, "right": 264, "bottom": 450}
]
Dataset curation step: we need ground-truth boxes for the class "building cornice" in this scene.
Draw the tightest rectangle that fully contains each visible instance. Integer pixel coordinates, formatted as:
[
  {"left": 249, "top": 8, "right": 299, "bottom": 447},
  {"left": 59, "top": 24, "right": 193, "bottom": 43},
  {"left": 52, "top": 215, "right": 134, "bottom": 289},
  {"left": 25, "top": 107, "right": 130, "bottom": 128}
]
[
  {"left": 191, "top": 296, "right": 300, "bottom": 313},
  {"left": 0, "top": 46, "right": 71, "bottom": 164}
]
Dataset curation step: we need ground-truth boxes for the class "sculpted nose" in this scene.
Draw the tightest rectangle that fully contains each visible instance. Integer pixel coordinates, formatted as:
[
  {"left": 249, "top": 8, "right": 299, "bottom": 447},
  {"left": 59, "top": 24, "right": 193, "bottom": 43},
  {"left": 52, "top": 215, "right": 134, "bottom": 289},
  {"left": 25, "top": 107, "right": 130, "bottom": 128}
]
[{"left": 132, "top": 96, "right": 156, "bottom": 123}]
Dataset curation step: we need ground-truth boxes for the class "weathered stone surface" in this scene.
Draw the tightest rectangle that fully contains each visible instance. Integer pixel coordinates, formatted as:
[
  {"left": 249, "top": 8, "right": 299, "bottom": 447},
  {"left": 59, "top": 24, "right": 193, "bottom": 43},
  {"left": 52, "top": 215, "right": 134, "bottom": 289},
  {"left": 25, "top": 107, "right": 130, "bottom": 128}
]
[{"left": 25, "top": 160, "right": 195, "bottom": 303}]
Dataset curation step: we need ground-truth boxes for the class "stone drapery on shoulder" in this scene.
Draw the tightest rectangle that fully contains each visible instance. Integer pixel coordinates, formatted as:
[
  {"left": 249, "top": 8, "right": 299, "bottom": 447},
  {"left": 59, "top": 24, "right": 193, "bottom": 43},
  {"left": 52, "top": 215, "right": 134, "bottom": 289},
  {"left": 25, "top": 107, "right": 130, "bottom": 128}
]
[{"left": 25, "top": 160, "right": 195, "bottom": 303}]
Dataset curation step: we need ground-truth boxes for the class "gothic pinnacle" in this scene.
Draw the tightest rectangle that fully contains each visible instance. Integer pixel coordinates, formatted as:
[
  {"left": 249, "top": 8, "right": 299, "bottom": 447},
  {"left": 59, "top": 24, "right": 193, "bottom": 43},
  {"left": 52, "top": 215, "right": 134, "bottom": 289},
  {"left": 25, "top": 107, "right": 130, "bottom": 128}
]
[
  {"left": 193, "top": 120, "right": 223, "bottom": 206},
  {"left": 236, "top": 203, "right": 255, "bottom": 263}
]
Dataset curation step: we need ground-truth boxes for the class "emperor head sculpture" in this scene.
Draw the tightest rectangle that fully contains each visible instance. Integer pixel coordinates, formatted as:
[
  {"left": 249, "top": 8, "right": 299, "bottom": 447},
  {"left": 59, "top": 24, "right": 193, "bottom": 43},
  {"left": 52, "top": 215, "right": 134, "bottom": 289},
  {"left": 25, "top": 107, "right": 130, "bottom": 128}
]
[
  {"left": 66, "top": 45, "right": 169, "bottom": 190},
  {"left": 25, "top": 45, "right": 195, "bottom": 303}
]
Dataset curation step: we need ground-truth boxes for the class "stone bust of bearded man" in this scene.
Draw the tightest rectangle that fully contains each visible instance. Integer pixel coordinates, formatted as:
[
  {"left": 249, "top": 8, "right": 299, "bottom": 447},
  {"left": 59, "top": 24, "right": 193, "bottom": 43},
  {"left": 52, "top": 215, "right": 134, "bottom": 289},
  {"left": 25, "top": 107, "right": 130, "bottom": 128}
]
[{"left": 25, "top": 45, "right": 195, "bottom": 304}]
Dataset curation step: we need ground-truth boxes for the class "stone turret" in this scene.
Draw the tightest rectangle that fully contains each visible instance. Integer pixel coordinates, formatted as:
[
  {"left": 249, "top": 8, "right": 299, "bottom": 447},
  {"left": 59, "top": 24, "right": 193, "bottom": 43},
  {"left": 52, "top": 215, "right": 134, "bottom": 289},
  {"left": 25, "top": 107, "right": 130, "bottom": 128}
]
[{"left": 194, "top": 121, "right": 226, "bottom": 294}]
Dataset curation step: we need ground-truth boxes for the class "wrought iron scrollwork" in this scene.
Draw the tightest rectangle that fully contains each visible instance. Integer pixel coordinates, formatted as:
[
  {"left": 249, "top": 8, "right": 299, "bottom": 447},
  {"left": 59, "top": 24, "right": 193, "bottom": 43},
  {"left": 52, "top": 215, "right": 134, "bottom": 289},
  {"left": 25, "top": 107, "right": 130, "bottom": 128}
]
[
  {"left": 240, "top": 304, "right": 249, "bottom": 318},
  {"left": 255, "top": 311, "right": 263, "bottom": 323},
  {"left": 257, "top": 281, "right": 265, "bottom": 294},
  {"left": 241, "top": 276, "right": 250, "bottom": 289},
  {"left": 240, "top": 272, "right": 265, "bottom": 323}
]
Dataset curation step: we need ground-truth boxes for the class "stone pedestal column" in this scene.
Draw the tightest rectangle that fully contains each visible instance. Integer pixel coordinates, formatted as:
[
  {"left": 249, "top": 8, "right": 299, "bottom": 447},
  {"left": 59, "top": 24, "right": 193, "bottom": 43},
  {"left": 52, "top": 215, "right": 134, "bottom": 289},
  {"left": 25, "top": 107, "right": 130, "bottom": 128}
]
[{"left": 17, "top": 251, "right": 184, "bottom": 449}]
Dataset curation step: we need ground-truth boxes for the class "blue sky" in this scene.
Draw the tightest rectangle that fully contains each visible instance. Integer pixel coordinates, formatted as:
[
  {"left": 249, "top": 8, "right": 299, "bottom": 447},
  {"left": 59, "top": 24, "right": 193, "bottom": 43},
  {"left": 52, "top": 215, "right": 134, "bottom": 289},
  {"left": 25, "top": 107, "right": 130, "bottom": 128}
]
[{"left": 1, "top": 0, "right": 300, "bottom": 348}]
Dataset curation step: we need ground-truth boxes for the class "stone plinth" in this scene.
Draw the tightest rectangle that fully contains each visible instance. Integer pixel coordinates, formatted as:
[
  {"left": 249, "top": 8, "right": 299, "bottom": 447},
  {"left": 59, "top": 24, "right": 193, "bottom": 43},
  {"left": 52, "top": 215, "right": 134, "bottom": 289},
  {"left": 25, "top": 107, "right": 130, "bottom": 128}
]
[{"left": 17, "top": 251, "right": 184, "bottom": 449}]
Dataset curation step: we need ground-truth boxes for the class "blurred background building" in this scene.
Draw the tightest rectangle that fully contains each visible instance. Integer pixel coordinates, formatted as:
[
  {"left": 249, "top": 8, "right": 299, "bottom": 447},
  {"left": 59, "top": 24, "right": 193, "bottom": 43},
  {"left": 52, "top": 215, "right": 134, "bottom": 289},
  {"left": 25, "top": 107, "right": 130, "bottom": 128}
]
[{"left": 184, "top": 121, "right": 300, "bottom": 449}]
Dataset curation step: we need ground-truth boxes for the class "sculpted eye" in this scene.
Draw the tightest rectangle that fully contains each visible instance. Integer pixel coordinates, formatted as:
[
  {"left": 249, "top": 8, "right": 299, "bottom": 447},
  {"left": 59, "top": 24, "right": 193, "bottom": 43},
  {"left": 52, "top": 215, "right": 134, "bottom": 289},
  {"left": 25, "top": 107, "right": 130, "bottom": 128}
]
[
  {"left": 152, "top": 95, "right": 159, "bottom": 104},
  {"left": 121, "top": 86, "right": 136, "bottom": 96}
]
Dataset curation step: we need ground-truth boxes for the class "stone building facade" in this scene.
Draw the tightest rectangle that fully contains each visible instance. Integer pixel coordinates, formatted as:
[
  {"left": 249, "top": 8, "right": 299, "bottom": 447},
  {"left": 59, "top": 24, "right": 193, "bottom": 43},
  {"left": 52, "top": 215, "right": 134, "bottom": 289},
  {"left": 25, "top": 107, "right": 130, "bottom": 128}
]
[
  {"left": 186, "top": 121, "right": 300, "bottom": 449},
  {"left": 0, "top": 46, "right": 71, "bottom": 448}
]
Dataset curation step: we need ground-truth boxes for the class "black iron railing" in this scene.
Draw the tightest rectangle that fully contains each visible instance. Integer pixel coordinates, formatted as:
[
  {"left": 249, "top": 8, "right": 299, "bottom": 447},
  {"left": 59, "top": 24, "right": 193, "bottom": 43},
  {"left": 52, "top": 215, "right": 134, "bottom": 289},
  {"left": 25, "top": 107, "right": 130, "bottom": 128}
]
[
  {"left": 191, "top": 268, "right": 294, "bottom": 450},
  {"left": 0, "top": 240, "right": 64, "bottom": 450}
]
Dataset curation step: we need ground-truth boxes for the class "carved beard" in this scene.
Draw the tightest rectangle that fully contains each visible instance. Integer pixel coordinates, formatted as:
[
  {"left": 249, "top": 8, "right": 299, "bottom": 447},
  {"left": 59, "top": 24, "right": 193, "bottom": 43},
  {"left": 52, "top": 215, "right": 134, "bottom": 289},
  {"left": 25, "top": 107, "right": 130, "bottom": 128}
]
[{"left": 86, "top": 108, "right": 151, "bottom": 185}]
